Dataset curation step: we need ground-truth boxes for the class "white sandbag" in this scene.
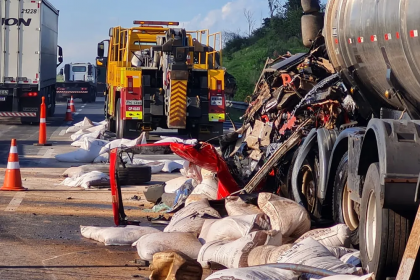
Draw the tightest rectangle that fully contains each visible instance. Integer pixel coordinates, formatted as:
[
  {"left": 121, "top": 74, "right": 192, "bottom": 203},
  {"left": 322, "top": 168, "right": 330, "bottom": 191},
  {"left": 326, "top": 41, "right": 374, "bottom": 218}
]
[
  {"left": 135, "top": 232, "right": 202, "bottom": 261},
  {"left": 164, "top": 199, "right": 221, "bottom": 235},
  {"left": 267, "top": 243, "right": 294, "bottom": 263},
  {"left": 310, "top": 273, "right": 374, "bottom": 280},
  {"left": 70, "top": 129, "right": 89, "bottom": 141},
  {"left": 205, "top": 266, "right": 299, "bottom": 280},
  {"left": 62, "top": 166, "right": 84, "bottom": 178},
  {"left": 145, "top": 161, "right": 165, "bottom": 174},
  {"left": 198, "top": 213, "right": 271, "bottom": 244},
  {"left": 248, "top": 245, "right": 278, "bottom": 266},
  {"left": 85, "top": 124, "right": 106, "bottom": 133},
  {"left": 156, "top": 136, "right": 197, "bottom": 145},
  {"left": 80, "top": 225, "right": 160, "bottom": 246},
  {"left": 340, "top": 251, "right": 361, "bottom": 267},
  {"left": 225, "top": 196, "right": 262, "bottom": 216},
  {"left": 257, "top": 192, "right": 311, "bottom": 238},
  {"left": 276, "top": 237, "right": 360, "bottom": 277},
  {"left": 185, "top": 194, "right": 210, "bottom": 206},
  {"left": 60, "top": 171, "right": 109, "bottom": 189},
  {"left": 180, "top": 161, "right": 202, "bottom": 182},
  {"left": 55, "top": 139, "right": 108, "bottom": 163},
  {"left": 66, "top": 117, "right": 94, "bottom": 133},
  {"left": 164, "top": 176, "right": 191, "bottom": 193},
  {"left": 71, "top": 131, "right": 102, "bottom": 147},
  {"left": 248, "top": 243, "right": 295, "bottom": 266},
  {"left": 294, "top": 224, "right": 351, "bottom": 247},
  {"left": 198, "top": 231, "right": 272, "bottom": 269},
  {"left": 93, "top": 153, "right": 109, "bottom": 163},
  {"left": 325, "top": 246, "right": 358, "bottom": 259},
  {"left": 98, "top": 133, "right": 146, "bottom": 154},
  {"left": 160, "top": 160, "right": 184, "bottom": 173},
  {"left": 74, "top": 117, "right": 94, "bottom": 127},
  {"left": 190, "top": 177, "right": 218, "bottom": 200}
]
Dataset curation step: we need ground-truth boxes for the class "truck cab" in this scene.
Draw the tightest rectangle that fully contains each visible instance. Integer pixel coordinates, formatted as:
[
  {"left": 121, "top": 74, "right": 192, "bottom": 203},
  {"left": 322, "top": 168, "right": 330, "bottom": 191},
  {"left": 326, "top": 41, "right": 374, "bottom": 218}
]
[
  {"left": 56, "top": 62, "right": 97, "bottom": 103},
  {"left": 97, "top": 20, "right": 228, "bottom": 140}
]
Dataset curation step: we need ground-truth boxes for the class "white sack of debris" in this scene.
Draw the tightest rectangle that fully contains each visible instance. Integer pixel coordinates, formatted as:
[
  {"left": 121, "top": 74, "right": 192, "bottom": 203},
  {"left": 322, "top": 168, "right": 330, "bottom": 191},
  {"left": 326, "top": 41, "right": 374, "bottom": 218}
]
[
  {"left": 98, "top": 133, "right": 147, "bottom": 154},
  {"left": 164, "top": 176, "right": 193, "bottom": 193},
  {"left": 325, "top": 246, "right": 359, "bottom": 259},
  {"left": 60, "top": 171, "right": 109, "bottom": 189},
  {"left": 340, "top": 251, "right": 361, "bottom": 267},
  {"left": 55, "top": 138, "right": 108, "bottom": 163},
  {"left": 80, "top": 225, "right": 160, "bottom": 246},
  {"left": 294, "top": 224, "right": 351, "bottom": 248},
  {"left": 134, "top": 232, "right": 202, "bottom": 261},
  {"left": 225, "top": 196, "right": 262, "bottom": 216},
  {"left": 197, "top": 230, "right": 275, "bottom": 269},
  {"left": 155, "top": 136, "right": 197, "bottom": 145},
  {"left": 205, "top": 266, "right": 299, "bottom": 280},
  {"left": 71, "top": 130, "right": 103, "bottom": 147},
  {"left": 163, "top": 199, "right": 221, "bottom": 235},
  {"left": 277, "top": 237, "right": 361, "bottom": 278},
  {"left": 66, "top": 117, "right": 95, "bottom": 133},
  {"left": 180, "top": 161, "right": 202, "bottom": 182},
  {"left": 161, "top": 159, "right": 185, "bottom": 173},
  {"left": 258, "top": 192, "right": 311, "bottom": 239},
  {"left": 190, "top": 177, "right": 218, "bottom": 200},
  {"left": 311, "top": 273, "right": 375, "bottom": 280},
  {"left": 247, "top": 243, "right": 294, "bottom": 266},
  {"left": 198, "top": 213, "right": 271, "bottom": 244}
]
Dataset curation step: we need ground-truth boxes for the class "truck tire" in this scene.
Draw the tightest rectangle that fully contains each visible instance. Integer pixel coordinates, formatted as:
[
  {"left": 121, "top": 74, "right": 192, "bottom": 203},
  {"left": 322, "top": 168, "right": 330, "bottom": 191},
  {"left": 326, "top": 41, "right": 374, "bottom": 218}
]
[
  {"left": 332, "top": 152, "right": 359, "bottom": 246},
  {"left": 301, "top": 0, "right": 320, "bottom": 13},
  {"left": 116, "top": 99, "right": 129, "bottom": 139},
  {"left": 117, "top": 164, "right": 152, "bottom": 185},
  {"left": 359, "top": 163, "right": 409, "bottom": 279},
  {"left": 301, "top": 13, "right": 324, "bottom": 48},
  {"left": 48, "top": 91, "right": 56, "bottom": 117}
]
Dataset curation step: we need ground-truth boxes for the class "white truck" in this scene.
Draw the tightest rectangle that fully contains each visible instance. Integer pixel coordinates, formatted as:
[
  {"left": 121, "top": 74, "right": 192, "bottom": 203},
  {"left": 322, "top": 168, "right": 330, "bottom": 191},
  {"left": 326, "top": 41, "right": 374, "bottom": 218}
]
[
  {"left": 0, "top": 0, "right": 63, "bottom": 124},
  {"left": 56, "top": 62, "right": 97, "bottom": 103}
]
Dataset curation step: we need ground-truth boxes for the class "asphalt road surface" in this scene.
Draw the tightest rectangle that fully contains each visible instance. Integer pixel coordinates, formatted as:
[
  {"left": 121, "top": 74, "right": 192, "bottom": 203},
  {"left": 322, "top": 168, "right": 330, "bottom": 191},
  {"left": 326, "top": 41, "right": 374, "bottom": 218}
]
[{"left": 0, "top": 97, "right": 221, "bottom": 279}]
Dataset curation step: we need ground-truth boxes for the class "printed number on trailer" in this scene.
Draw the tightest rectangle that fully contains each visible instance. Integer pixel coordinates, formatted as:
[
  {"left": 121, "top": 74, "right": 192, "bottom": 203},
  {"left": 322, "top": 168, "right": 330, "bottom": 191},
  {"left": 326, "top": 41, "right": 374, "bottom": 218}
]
[
  {"left": 21, "top": 9, "right": 37, "bottom": 14},
  {"left": 210, "top": 96, "right": 223, "bottom": 106}
]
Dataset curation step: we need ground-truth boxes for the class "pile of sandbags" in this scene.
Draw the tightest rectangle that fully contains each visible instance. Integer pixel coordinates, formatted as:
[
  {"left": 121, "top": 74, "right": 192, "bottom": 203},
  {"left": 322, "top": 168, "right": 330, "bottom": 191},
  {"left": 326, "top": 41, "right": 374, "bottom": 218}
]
[{"left": 80, "top": 191, "right": 369, "bottom": 279}]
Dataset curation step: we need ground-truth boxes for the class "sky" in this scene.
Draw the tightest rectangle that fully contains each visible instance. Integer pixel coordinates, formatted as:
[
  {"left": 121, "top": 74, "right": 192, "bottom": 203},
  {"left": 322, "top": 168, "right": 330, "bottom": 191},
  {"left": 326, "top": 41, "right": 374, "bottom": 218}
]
[{"left": 49, "top": 0, "right": 272, "bottom": 66}]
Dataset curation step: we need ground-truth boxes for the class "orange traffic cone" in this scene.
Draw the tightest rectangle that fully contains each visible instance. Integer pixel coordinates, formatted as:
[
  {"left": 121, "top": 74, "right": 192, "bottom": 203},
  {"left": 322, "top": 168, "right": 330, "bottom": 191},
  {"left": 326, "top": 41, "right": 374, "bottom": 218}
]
[
  {"left": 34, "top": 96, "right": 51, "bottom": 146},
  {"left": 0, "top": 139, "right": 27, "bottom": 191},
  {"left": 65, "top": 100, "right": 73, "bottom": 121},
  {"left": 70, "top": 96, "right": 76, "bottom": 112}
]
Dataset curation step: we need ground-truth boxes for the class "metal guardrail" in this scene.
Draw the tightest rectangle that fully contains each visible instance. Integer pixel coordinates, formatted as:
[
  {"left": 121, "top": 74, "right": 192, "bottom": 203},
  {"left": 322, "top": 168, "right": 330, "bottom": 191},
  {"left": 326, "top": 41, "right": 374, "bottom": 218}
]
[{"left": 225, "top": 100, "right": 249, "bottom": 110}]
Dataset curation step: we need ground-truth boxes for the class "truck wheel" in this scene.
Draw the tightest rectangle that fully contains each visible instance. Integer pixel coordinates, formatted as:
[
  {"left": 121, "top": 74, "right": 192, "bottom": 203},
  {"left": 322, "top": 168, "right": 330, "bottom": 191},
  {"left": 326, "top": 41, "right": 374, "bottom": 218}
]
[
  {"left": 48, "top": 98, "right": 56, "bottom": 117},
  {"left": 117, "top": 164, "right": 152, "bottom": 185},
  {"left": 116, "top": 99, "right": 128, "bottom": 139},
  {"left": 359, "top": 163, "right": 409, "bottom": 279},
  {"left": 292, "top": 151, "right": 323, "bottom": 219},
  {"left": 332, "top": 152, "right": 359, "bottom": 246}
]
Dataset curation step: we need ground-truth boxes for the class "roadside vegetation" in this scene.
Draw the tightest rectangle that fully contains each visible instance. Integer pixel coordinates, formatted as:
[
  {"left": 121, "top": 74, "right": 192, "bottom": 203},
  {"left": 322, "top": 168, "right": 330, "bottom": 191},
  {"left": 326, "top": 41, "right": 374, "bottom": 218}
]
[{"left": 223, "top": 0, "right": 322, "bottom": 101}]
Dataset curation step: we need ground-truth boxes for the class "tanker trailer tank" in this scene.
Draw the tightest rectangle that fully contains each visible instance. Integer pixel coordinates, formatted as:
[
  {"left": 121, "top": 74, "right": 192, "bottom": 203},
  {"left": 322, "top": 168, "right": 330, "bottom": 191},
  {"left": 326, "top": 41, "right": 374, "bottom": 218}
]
[{"left": 324, "top": 0, "right": 420, "bottom": 119}]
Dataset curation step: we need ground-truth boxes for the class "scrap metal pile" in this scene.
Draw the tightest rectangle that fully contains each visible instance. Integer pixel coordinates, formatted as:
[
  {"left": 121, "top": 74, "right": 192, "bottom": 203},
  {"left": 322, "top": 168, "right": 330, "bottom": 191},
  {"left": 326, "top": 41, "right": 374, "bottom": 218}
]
[{"left": 219, "top": 44, "right": 360, "bottom": 193}]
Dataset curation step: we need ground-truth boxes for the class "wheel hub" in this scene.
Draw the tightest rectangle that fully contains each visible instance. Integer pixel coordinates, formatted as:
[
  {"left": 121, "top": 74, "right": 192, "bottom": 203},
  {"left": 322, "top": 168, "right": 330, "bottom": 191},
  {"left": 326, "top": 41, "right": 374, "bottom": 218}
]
[
  {"left": 366, "top": 190, "right": 377, "bottom": 261},
  {"left": 302, "top": 165, "right": 316, "bottom": 213},
  {"left": 342, "top": 183, "right": 359, "bottom": 231}
]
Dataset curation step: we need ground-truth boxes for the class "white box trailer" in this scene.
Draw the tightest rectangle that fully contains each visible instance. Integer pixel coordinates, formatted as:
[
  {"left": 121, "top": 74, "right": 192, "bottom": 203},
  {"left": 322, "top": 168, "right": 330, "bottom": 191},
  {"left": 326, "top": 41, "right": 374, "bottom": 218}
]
[{"left": 0, "top": 0, "right": 63, "bottom": 123}]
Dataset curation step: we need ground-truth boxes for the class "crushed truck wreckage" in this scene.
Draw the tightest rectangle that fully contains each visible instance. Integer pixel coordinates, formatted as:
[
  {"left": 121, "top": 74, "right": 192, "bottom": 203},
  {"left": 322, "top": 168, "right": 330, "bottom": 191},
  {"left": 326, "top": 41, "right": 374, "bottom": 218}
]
[{"left": 108, "top": 36, "right": 370, "bottom": 224}]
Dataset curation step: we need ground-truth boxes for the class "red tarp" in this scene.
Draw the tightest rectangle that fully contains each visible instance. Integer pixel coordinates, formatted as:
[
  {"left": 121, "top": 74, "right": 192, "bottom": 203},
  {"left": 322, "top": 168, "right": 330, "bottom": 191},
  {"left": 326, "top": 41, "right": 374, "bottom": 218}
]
[{"left": 170, "top": 142, "right": 240, "bottom": 199}]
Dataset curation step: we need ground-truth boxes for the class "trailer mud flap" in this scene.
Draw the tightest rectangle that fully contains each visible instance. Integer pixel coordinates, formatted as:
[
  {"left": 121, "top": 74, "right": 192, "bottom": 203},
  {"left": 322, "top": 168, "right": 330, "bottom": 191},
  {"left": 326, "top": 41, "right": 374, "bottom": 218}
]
[
  {"left": 167, "top": 80, "right": 187, "bottom": 129},
  {"left": 170, "top": 142, "right": 240, "bottom": 199}
]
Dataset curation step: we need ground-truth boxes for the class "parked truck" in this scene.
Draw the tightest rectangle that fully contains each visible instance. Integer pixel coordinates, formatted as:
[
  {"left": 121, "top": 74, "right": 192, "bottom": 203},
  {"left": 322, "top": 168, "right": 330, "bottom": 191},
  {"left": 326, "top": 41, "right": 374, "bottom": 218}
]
[
  {"left": 284, "top": 0, "right": 420, "bottom": 279},
  {"left": 0, "top": 0, "right": 63, "bottom": 124},
  {"left": 96, "top": 21, "right": 229, "bottom": 140},
  {"left": 56, "top": 62, "right": 97, "bottom": 103}
]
